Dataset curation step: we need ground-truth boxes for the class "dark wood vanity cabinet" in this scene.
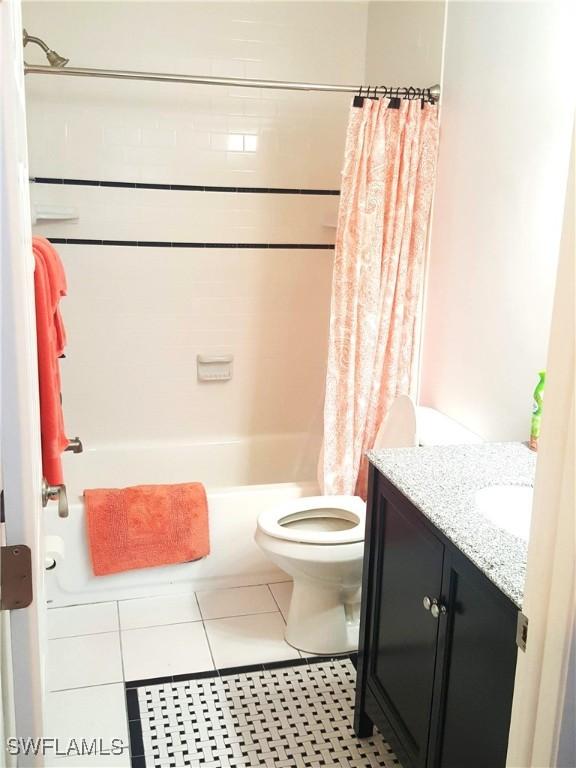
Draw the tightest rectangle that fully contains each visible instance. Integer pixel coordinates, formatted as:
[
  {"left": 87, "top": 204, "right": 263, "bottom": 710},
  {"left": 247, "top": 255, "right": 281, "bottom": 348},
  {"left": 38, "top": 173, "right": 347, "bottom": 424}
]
[{"left": 355, "top": 465, "right": 519, "bottom": 768}]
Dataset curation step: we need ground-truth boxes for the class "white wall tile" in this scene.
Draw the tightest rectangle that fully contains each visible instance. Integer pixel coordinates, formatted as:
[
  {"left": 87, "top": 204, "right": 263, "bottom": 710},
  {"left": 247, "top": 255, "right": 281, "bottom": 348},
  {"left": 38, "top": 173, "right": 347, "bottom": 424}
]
[{"left": 23, "top": 1, "right": 367, "bottom": 451}]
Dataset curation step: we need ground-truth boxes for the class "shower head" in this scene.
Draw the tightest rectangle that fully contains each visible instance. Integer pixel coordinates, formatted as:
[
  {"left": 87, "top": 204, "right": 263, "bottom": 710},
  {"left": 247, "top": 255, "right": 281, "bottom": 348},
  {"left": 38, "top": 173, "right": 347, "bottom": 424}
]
[
  {"left": 46, "top": 49, "right": 69, "bottom": 68},
  {"left": 23, "top": 29, "right": 69, "bottom": 68}
]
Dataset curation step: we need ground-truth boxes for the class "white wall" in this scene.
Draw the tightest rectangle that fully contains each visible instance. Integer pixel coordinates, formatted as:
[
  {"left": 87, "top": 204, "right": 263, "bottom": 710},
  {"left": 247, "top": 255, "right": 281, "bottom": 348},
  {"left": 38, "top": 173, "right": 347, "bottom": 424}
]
[
  {"left": 23, "top": 2, "right": 369, "bottom": 460},
  {"left": 420, "top": 1, "right": 575, "bottom": 441},
  {"left": 365, "top": 1, "right": 445, "bottom": 85}
]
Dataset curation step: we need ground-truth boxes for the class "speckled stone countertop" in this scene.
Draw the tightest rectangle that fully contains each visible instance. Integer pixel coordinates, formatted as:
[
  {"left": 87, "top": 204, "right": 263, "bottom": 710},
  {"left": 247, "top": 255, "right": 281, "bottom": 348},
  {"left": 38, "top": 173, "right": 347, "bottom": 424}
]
[{"left": 367, "top": 443, "right": 536, "bottom": 608}]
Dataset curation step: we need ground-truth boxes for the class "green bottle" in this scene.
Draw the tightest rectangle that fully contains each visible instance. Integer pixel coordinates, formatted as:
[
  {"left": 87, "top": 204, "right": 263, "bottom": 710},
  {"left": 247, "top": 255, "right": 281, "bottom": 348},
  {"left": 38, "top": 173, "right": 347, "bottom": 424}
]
[{"left": 529, "top": 371, "right": 546, "bottom": 450}]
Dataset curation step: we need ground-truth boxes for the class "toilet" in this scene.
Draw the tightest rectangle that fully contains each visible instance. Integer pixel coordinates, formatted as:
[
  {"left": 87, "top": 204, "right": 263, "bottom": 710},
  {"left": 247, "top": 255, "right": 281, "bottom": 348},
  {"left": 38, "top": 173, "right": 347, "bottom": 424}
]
[{"left": 255, "top": 395, "right": 418, "bottom": 655}]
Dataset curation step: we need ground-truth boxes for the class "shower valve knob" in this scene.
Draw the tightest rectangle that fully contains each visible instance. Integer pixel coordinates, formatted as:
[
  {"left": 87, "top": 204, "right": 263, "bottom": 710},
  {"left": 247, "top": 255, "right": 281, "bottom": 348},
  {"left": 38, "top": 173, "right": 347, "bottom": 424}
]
[{"left": 42, "top": 478, "right": 69, "bottom": 518}]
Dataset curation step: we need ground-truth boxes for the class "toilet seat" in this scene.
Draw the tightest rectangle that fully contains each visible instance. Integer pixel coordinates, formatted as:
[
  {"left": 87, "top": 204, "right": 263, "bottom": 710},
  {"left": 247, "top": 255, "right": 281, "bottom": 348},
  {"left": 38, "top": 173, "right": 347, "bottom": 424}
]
[{"left": 257, "top": 495, "right": 365, "bottom": 545}]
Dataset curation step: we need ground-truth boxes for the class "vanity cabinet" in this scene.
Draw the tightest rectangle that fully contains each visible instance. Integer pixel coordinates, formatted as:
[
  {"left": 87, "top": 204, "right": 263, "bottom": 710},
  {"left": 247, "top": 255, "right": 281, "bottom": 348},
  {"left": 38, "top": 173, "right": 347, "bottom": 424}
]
[{"left": 355, "top": 464, "right": 519, "bottom": 768}]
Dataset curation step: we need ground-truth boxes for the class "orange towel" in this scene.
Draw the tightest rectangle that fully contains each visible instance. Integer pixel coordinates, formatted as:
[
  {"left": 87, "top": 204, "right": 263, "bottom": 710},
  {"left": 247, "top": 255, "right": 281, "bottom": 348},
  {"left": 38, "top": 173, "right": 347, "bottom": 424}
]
[
  {"left": 33, "top": 237, "right": 69, "bottom": 485},
  {"left": 85, "top": 483, "right": 210, "bottom": 576}
]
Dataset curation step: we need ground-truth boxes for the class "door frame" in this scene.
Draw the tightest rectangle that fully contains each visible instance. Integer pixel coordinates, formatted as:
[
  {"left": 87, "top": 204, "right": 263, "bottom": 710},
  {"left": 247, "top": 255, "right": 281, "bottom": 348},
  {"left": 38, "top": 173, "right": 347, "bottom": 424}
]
[
  {"left": 1, "top": 0, "right": 46, "bottom": 759},
  {"left": 506, "top": 126, "right": 575, "bottom": 767}
]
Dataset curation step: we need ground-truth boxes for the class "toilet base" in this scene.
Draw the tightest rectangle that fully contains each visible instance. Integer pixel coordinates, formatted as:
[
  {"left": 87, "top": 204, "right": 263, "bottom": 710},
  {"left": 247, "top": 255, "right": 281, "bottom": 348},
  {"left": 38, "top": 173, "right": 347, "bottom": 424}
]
[{"left": 284, "top": 579, "right": 360, "bottom": 655}]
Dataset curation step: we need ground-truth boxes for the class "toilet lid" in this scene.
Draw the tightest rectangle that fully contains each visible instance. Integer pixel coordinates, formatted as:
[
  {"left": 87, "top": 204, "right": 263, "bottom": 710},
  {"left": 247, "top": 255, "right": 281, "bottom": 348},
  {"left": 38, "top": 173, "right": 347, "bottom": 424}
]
[
  {"left": 257, "top": 495, "right": 366, "bottom": 545},
  {"left": 373, "top": 395, "right": 417, "bottom": 449}
]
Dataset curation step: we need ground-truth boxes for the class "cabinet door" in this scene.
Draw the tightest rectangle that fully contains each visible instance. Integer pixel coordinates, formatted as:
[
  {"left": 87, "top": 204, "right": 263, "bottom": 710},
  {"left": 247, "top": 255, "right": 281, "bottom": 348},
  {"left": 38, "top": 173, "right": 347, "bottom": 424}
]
[
  {"left": 368, "top": 482, "right": 445, "bottom": 768},
  {"left": 430, "top": 549, "right": 518, "bottom": 768}
]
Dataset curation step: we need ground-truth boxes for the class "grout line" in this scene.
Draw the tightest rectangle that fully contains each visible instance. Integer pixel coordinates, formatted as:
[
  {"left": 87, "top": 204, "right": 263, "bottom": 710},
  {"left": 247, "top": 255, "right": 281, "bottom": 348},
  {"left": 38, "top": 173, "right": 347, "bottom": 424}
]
[
  {"left": 50, "top": 581, "right": 293, "bottom": 613},
  {"left": 201, "top": 619, "right": 217, "bottom": 673},
  {"left": 49, "top": 679, "right": 125, "bottom": 694},
  {"left": 118, "top": 617, "right": 204, "bottom": 632},
  {"left": 116, "top": 598, "right": 133, "bottom": 753},
  {"left": 267, "top": 582, "right": 282, "bottom": 610},
  {"left": 49, "top": 628, "right": 120, "bottom": 640},
  {"left": 192, "top": 591, "right": 204, "bottom": 622},
  {"left": 52, "top": 609, "right": 285, "bottom": 639},
  {"left": 267, "top": 581, "right": 291, "bottom": 622},
  {"left": 202, "top": 609, "right": 282, "bottom": 624},
  {"left": 195, "top": 580, "right": 291, "bottom": 597},
  {"left": 266, "top": 583, "right": 287, "bottom": 625},
  {"left": 48, "top": 598, "right": 119, "bottom": 610},
  {"left": 116, "top": 601, "right": 127, "bottom": 682}
]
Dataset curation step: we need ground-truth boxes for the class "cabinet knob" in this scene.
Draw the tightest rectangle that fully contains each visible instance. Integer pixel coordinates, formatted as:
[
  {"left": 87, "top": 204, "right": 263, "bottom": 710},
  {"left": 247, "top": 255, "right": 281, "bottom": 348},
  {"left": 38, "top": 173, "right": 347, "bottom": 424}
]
[
  {"left": 431, "top": 602, "right": 447, "bottom": 619},
  {"left": 423, "top": 596, "right": 432, "bottom": 611}
]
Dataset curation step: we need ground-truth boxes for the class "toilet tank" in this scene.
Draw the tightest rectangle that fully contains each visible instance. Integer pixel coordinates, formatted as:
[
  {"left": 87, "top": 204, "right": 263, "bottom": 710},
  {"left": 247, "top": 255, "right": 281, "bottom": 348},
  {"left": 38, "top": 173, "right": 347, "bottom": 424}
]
[
  {"left": 416, "top": 406, "right": 483, "bottom": 446},
  {"left": 373, "top": 396, "right": 483, "bottom": 450}
]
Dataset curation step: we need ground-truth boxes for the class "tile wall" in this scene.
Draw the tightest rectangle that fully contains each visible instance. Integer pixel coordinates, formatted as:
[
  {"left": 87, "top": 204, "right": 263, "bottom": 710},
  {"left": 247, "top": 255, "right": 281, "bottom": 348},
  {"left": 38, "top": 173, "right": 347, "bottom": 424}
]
[{"left": 24, "top": 2, "right": 370, "bottom": 460}]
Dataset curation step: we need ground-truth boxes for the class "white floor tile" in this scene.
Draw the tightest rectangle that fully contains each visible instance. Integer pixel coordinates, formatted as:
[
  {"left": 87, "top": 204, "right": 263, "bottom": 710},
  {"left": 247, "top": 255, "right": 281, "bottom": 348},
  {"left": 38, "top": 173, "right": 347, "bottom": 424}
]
[
  {"left": 48, "top": 602, "right": 119, "bottom": 639},
  {"left": 196, "top": 584, "right": 278, "bottom": 620},
  {"left": 118, "top": 592, "right": 201, "bottom": 630},
  {"left": 268, "top": 581, "right": 293, "bottom": 620},
  {"left": 121, "top": 622, "right": 214, "bottom": 681},
  {"left": 45, "top": 683, "right": 130, "bottom": 766},
  {"left": 204, "top": 612, "right": 299, "bottom": 669},
  {"left": 48, "top": 633, "right": 123, "bottom": 692}
]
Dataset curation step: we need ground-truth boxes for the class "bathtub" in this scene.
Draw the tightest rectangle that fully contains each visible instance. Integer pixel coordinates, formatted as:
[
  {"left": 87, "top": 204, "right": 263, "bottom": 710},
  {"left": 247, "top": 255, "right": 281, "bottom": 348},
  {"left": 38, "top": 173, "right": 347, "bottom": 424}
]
[{"left": 45, "top": 433, "right": 320, "bottom": 607}]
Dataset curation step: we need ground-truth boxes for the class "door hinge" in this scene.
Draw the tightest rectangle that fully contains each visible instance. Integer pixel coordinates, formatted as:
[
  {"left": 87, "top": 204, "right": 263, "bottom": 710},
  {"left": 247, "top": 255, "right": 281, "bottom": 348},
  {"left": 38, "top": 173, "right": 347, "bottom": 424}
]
[
  {"left": 516, "top": 611, "right": 529, "bottom": 652},
  {"left": 0, "top": 545, "right": 33, "bottom": 610}
]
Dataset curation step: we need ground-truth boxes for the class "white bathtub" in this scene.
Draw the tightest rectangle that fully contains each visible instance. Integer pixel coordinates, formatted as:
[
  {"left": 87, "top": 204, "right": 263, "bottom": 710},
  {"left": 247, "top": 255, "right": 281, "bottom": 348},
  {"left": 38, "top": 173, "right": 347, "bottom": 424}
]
[{"left": 45, "top": 434, "right": 320, "bottom": 607}]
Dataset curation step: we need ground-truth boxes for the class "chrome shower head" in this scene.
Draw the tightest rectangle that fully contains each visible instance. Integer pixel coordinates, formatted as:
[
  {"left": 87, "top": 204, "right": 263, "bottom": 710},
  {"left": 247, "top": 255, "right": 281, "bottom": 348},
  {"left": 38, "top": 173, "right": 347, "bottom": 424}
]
[
  {"left": 23, "top": 29, "right": 69, "bottom": 68},
  {"left": 46, "top": 49, "right": 69, "bottom": 68}
]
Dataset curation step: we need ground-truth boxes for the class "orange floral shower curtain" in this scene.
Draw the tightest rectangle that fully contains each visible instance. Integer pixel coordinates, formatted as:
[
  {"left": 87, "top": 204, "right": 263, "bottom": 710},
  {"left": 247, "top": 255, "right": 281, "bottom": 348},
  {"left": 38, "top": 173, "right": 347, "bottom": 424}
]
[{"left": 320, "top": 98, "right": 439, "bottom": 499}]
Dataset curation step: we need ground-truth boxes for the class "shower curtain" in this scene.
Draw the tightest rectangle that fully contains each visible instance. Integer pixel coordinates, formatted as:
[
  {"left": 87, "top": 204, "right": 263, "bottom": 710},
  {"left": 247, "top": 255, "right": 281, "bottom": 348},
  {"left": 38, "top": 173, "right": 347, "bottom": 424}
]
[{"left": 320, "top": 97, "right": 439, "bottom": 499}]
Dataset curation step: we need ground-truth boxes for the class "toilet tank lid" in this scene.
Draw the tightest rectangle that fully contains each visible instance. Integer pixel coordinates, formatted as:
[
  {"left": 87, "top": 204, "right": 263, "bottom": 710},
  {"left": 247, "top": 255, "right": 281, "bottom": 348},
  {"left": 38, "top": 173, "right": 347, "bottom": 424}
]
[{"left": 416, "top": 406, "right": 483, "bottom": 446}]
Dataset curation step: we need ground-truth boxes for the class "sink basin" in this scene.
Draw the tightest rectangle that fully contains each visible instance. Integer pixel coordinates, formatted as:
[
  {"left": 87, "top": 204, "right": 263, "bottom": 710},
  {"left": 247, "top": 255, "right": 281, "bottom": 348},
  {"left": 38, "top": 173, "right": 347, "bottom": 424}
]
[{"left": 475, "top": 485, "right": 534, "bottom": 540}]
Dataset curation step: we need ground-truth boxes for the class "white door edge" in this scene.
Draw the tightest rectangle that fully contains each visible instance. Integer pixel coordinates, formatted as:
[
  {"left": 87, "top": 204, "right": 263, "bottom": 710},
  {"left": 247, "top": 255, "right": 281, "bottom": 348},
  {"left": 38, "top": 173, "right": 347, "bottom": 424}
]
[{"left": 1, "top": 0, "right": 46, "bottom": 764}]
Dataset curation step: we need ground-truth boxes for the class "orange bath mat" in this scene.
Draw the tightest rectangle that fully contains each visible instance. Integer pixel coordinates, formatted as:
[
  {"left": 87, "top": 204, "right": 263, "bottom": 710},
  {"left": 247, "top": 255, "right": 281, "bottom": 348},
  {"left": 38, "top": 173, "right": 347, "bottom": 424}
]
[{"left": 85, "top": 483, "right": 210, "bottom": 576}]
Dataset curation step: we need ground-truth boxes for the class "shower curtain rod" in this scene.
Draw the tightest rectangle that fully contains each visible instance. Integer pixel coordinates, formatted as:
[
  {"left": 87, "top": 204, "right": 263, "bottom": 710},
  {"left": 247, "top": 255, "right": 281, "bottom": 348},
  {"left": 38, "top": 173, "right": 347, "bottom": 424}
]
[{"left": 24, "top": 64, "right": 441, "bottom": 103}]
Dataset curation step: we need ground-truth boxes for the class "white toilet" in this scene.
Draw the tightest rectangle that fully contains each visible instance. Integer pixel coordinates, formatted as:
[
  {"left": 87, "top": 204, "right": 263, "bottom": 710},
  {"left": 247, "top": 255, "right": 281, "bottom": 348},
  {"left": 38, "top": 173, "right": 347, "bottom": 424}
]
[{"left": 255, "top": 395, "right": 418, "bottom": 655}]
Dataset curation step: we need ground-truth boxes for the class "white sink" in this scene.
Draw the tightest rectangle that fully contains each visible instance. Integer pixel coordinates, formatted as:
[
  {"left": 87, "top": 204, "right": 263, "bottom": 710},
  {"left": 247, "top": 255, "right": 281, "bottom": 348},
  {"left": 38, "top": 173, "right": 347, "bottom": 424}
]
[{"left": 475, "top": 485, "right": 534, "bottom": 541}]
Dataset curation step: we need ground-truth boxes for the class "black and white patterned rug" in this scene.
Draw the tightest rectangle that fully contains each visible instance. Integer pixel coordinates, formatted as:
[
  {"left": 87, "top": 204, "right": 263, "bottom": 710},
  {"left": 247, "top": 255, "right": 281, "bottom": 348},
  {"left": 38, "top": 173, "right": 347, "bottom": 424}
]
[{"left": 126, "top": 656, "right": 400, "bottom": 768}]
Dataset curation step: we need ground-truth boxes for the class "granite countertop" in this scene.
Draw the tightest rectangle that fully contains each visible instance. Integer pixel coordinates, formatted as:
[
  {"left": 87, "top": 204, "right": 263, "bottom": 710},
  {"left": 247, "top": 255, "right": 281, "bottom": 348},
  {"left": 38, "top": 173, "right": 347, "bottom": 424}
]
[{"left": 367, "top": 442, "right": 537, "bottom": 608}]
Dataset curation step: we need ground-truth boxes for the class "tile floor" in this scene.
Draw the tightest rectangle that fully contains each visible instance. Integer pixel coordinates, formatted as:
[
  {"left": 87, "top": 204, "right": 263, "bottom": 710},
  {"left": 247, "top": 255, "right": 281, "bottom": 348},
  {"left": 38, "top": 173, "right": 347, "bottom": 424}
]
[
  {"left": 130, "top": 657, "right": 399, "bottom": 768},
  {"left": 45, "top": 582, "right": 301, "bottom": 765}
]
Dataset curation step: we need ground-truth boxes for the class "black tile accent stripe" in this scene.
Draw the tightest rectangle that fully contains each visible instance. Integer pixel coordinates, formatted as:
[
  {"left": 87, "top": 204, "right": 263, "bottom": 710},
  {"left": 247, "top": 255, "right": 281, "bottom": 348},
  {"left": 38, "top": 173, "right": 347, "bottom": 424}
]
[
  {"left": 47, "top": 238, "right": 335, "bottom": 250},
  {"left": 125, "top": 653, "right": 356, "bottom": 691},
  {"left": 126, "top": 688, "right": 141, "bottom": 722},
  {"left": 31, "top": 177, "right": 340, "bottom": 196}
]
